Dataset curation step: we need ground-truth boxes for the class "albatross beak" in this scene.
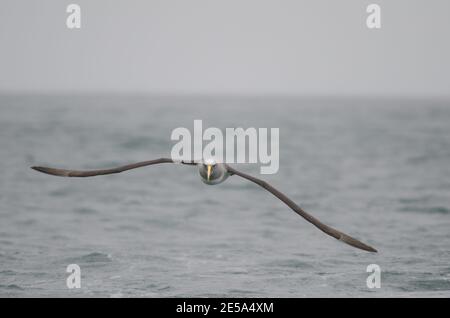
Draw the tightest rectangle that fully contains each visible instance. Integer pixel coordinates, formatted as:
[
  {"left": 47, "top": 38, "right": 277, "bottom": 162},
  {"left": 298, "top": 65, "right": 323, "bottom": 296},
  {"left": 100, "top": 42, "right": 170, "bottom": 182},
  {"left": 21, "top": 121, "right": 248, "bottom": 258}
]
[{"left": 207, "top": 165, "right": 212, "bottom": 181}]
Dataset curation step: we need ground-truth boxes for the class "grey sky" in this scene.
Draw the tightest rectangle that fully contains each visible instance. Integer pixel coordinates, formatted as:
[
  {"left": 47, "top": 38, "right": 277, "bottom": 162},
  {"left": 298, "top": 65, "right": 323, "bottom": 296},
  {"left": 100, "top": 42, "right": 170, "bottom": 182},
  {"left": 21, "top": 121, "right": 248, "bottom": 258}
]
[{"left": 1, "top": 0, "right": 449, "bottom": 97}]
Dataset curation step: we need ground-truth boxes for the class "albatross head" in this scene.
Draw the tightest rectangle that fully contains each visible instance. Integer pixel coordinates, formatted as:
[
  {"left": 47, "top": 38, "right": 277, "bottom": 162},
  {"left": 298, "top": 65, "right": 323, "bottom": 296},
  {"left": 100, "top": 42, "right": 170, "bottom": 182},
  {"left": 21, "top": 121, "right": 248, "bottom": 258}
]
[{"left": 199, "top": 158, "right": 228, "bottom": 185}]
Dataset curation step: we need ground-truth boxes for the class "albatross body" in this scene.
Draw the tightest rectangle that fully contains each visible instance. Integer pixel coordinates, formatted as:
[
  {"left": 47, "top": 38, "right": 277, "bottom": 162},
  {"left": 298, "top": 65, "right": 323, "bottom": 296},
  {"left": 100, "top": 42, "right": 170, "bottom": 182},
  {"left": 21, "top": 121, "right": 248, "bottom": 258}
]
[
  {"left": 198, "top": 158, "right": 228, "bottom": 185},
  {"left": 32, "top": 158, "right": 377, "bottom": 253}
]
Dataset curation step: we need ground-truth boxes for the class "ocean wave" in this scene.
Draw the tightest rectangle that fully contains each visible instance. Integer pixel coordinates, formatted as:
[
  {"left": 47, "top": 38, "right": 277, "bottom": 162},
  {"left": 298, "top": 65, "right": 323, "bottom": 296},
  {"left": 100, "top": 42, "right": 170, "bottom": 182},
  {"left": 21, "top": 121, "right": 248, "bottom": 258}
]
[
  {"left": 73, "top": 207, "right": 99, "bottom": 215},
  {"left": 408, "top": 279, "right": 450, "bottom": 291},
  {"left": 0, "top": 284, "right": 24, "bottom": 291},
  {"left": 398, "top": 206, "right": 450, "bottom": 214},
  {"left": 66, "top": 252, "right": 112, "bottom": 264}
]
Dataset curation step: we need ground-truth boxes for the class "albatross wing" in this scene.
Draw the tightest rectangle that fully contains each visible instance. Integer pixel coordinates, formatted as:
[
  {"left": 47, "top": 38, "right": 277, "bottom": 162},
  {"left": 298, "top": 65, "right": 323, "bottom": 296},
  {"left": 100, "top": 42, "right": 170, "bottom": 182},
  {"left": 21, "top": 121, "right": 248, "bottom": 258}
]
[
  {"left": 31, "top": 158, "right": 196, "bottom": 177},
  {"left": 226, "top": 165, "right": 377, "bottom": 253}
]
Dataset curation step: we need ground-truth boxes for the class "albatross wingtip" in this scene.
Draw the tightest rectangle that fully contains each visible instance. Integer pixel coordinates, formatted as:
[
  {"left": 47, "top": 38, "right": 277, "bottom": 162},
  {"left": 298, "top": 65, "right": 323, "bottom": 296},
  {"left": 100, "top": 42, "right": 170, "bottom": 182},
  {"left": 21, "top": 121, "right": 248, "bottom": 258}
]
[
  {"left": 338, "top": 233, "right": 378, "bottom": 253},
  {"left": 31, "top": 166, "right": 48, "bottom": 174},
  {"left": 31, "top": 166, "right": 69, "bottom": 177},
  {"left": 359, "top": 241, "right": 378, "bottom": 253}
]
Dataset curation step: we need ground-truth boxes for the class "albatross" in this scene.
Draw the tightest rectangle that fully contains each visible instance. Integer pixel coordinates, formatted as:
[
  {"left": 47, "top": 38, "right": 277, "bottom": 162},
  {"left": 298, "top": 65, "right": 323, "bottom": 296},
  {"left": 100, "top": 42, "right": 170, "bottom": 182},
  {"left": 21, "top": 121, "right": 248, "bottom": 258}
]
[{"left": 31, "top": 158, "right": 377, "bottom": 253}]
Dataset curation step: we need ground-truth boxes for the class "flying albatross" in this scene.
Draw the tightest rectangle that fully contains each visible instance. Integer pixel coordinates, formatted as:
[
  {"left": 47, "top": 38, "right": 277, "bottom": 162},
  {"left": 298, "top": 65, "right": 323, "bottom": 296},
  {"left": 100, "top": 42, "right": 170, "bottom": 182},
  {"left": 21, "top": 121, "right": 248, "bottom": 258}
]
[{"left": 31, "top": 158, "right": 377, "bottom": 253}]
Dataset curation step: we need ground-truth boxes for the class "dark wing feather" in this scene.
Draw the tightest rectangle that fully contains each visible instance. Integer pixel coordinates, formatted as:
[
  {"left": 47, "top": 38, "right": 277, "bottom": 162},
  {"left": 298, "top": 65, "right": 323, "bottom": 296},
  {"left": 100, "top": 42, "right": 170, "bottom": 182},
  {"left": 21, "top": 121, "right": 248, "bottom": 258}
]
[
  {"left": 226, "top": 165, "right": 377, "bottom": 253},
  {"left": 31, "top": 158, "right": 196, "bottom": 177}
]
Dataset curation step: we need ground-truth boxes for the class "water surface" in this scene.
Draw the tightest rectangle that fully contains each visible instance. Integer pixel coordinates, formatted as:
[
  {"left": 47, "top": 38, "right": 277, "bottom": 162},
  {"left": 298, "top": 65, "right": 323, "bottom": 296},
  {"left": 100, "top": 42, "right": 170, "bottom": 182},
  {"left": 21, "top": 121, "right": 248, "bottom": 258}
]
[{"left": 0, "top": 95, "right": 449, "bottom": 297}]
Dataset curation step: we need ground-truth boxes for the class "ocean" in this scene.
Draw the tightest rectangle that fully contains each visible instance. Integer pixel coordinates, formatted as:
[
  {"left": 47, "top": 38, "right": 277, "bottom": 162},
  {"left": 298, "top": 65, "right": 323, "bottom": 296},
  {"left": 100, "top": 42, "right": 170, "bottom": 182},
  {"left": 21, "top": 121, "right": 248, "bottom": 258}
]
[{"left": 0, "top": 94, "right": 449, "bottom": 297}]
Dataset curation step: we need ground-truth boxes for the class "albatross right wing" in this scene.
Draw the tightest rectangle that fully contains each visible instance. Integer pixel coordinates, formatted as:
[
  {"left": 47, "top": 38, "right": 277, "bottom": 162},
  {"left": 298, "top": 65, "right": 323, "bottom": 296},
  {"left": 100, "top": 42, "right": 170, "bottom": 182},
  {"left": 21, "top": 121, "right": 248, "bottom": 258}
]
[{"left": 31, "top": 158, "right": 197, "bottom": 177}]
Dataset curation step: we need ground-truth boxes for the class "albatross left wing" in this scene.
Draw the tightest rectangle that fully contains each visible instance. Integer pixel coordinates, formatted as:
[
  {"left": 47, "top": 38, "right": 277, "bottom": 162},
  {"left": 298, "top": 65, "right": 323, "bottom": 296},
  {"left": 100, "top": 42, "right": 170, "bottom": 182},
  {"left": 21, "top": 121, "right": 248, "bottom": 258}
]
[{"left": 226, "top": 165, "right": 377, "bottom": 253}]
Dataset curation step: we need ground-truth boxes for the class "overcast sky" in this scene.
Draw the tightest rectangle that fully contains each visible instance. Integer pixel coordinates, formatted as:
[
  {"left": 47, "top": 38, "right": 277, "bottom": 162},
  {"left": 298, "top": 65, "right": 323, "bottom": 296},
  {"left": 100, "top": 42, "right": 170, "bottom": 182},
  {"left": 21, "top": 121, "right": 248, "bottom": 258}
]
[{"left": 1, "top": 0, "right": 449, "bottom": 97}]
